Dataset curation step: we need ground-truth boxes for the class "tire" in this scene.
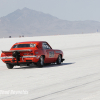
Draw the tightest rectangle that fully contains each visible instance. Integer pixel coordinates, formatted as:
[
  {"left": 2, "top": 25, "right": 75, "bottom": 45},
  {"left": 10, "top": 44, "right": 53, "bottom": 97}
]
[
  {"left": 56, "top": 55, "right": 62, "bottom": 65},
  {"left": 37, "top": 56, "right": 44, "bottom": 68},
  {"left": 6, "top": 64, "right": 14, "bottom": 69}
]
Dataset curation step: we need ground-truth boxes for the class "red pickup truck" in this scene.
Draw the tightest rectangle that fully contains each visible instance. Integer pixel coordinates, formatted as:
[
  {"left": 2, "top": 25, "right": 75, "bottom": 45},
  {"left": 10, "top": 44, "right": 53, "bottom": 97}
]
[{"left": 1, "top": 41, "right": 65, "bottom": 69}]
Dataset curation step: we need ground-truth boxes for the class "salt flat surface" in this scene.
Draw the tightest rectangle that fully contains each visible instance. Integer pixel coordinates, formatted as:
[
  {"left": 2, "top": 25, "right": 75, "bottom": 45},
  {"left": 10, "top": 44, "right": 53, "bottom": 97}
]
[{"left": 0, "top": 33, "right": 100, "bottom": 100}]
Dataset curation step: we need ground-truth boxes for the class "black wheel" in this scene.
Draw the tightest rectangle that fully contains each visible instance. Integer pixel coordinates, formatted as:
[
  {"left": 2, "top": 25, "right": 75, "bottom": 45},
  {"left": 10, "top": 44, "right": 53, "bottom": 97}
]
[
  {"left": 56, "top": 55, "right": 62, "bottom": 65},
  {"left": 6, "top": 64, "right": 14, "bottom": 69},
  {"left": 37, "top": 56, "right": 44, "bottom": 68}
]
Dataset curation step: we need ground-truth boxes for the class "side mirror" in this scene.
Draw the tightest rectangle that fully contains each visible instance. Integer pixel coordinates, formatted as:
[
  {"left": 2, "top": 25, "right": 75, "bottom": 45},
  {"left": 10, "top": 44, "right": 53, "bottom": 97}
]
[{"left": 36, "top": 45, "right": 38, "bottom": 48}]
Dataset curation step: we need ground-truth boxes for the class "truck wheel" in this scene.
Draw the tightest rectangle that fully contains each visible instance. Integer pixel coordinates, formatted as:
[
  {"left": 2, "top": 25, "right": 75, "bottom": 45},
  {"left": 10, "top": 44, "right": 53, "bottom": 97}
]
[
  {"left": 56, "top": 55, "right": 61, "bottom": 65},
  {"left": 37, "top": 56, "right": 44, "bottom": 68},
  {"left": 6, "top": 64, "right": 14, "bottom": 69}
]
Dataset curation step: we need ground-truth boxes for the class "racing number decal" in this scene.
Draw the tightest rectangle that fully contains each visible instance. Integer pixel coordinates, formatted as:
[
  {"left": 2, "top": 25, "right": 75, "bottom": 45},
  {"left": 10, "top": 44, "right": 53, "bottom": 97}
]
[{"left": 49, "top": 51, "right": 54, "bottom": 58}]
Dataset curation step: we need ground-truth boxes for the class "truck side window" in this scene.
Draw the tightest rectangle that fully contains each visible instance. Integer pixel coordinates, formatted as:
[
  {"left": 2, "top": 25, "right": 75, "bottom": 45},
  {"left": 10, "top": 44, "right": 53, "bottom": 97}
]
[{"left": 42, "top": 43, "right": 51, "bottom": 49}]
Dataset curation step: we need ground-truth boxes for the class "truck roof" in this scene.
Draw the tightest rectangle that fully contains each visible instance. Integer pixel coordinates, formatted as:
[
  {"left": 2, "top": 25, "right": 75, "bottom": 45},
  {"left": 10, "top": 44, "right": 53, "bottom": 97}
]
[{"left": 15, "top": 41, "right": 47, "bottom": 44}]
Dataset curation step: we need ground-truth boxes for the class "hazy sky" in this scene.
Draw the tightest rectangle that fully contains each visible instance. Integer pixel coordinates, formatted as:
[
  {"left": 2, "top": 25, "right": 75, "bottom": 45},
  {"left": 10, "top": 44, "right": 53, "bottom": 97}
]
[{"left": 0, "top": 0, "right": 100, "bottom": 21}]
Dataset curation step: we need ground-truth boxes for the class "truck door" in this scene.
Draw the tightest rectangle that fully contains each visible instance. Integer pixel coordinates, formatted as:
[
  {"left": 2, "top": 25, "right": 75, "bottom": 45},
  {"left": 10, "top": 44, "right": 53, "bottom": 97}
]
[{"left": 42, "top": 42, "right": 55, "bottom": 63}]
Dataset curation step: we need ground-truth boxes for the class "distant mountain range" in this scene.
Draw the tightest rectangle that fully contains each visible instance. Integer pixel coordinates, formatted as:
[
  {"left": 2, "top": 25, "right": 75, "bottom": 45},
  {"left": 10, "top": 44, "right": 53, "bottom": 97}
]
[{"left": 0, "top": 7, "right": 100, "bottom": 38}]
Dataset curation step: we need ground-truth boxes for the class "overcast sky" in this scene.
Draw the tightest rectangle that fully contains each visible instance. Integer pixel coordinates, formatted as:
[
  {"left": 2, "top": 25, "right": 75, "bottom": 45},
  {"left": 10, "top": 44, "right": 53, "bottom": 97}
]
[{"left": 0, "top": 0, "right": 100, "bottom": 21}]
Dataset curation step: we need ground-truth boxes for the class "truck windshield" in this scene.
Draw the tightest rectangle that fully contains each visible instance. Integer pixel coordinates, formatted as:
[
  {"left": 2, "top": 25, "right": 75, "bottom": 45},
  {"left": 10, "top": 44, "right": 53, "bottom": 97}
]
[{"left": 13, "top": 44, "right": 36, "bottom": 48}]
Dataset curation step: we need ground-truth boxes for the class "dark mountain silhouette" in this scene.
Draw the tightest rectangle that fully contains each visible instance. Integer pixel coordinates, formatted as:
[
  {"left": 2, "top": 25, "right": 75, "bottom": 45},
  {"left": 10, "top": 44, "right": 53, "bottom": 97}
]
[{"left": 0, "top": 7, "right": 100, "bottom": 38}]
